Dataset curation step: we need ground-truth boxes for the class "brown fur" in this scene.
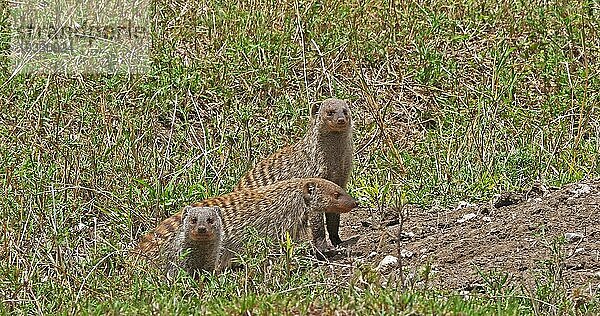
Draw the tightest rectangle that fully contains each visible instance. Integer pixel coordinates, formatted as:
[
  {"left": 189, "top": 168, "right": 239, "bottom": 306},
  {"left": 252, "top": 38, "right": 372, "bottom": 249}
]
[
  {"left": 235, "top": 98, "right": 353, "bottom": 248},
  {"left": 136, "top": 178, "right": 357, "bottom": 270},
  {"left": 135, "top": 206, "right": 223, "bottom": 277}
]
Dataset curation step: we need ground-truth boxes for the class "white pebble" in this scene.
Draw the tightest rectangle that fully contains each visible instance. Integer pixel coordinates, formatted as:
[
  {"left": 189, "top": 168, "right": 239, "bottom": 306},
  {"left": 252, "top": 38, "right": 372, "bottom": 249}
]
[
  {"left": 400, "top": 249, "right": 414, "bottom": 258},
  {"left": 377, "top": 255, "right": 399, "bottom": 272},
  {"left": 456, "top": 201, "right": 476, "bottom": 210},
  {"left": 569, "top": 184, "right": 591, "bottom": 196},
  {"left": 457, "top": 213, "right": 477, "bottom": 223},
  {"left": 565, "top": 233, "right": 584, "bottom": 243}
]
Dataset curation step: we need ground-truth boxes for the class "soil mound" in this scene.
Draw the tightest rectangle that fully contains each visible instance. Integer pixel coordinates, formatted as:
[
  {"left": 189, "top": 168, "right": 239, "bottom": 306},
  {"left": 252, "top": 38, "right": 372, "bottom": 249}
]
[{"left": 338, "top": 180, "right": 600, "bottom": 292}]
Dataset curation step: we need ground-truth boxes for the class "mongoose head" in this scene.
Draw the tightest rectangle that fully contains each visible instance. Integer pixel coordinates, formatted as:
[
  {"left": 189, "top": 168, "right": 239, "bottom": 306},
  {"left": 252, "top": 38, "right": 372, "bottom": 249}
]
[
  {"left": 181, "top": 206, "right": 223, "bottom": 243},
  {"left": 311, "top": 98, "right": 352, "bottom": 133},
  {"left": 302, "top": 178, "right": 358, "bottom": 213}
]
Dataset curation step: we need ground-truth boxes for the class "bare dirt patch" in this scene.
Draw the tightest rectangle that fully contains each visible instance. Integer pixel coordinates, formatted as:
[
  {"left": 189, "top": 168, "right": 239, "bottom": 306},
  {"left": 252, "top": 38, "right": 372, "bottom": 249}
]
[{"left": 336, "top": 180, "right": 600, "bottom": 292}]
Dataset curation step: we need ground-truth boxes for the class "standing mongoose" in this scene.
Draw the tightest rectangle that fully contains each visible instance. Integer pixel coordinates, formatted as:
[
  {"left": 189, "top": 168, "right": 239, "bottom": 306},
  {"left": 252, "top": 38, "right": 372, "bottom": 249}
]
[
  {"left": 234, "top": 98, "right": 353, "bottom": 250},
  {"left": 134, "top": 206, "right": 223, "bottom": 277},
  {"left": 136, "top": 178, "right": 357, "bottom": 270}
]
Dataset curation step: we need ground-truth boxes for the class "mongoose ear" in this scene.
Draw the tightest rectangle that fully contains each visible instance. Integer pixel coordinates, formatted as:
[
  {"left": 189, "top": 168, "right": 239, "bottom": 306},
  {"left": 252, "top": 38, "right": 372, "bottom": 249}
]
[
  {"left": 212, "top": 206, "right": 223, "bottom": 219},
  {"left": 302, "top": 181, "right": 316, "bottom": 201},
  {"left": 310, "top": 103, "right": 319, "bottom": 117},
  {"left": 182, "top": 205, "right": 192, "bottom": 218}
]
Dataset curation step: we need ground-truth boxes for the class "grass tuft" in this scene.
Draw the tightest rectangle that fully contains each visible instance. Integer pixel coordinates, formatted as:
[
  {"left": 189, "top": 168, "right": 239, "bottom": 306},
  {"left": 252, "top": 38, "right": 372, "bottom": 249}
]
[{"left": 1, "top": 0, "right": 599, "bottom": 313}]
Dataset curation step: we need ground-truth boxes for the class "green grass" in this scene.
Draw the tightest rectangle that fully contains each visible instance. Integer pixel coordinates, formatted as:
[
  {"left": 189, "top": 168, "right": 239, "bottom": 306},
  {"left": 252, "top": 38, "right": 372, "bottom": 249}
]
[{"left": 1, "top": 0, "right": 599, "bottom": 314}]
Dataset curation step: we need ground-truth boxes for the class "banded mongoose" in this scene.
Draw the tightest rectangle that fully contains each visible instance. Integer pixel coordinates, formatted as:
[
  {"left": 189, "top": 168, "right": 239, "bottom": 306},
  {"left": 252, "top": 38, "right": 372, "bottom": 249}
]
[
  {"left": 135, "top": 206, "right": 223, "bottom": 277},
  {"left": 136, "top": 178, "right": 357, "bottom": 270},
  {"left": 235, "top": 98, "right": 353, "bottom": 249}
]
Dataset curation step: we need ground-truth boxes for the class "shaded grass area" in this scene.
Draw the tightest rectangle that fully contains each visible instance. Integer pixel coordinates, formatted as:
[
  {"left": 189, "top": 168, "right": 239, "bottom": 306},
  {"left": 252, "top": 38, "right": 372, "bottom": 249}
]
[{"left": 1, "top": 0, "right": 599, "bottom": 314}]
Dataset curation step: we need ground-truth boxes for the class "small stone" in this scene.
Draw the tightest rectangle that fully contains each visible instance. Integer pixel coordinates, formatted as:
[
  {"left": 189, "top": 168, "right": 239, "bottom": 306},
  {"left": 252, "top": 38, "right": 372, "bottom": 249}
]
[
  {"left": 574, "top": 248, "right": 585, "bottom": 255},
  {"left": 377, "top": 255, "right": 399, "bottom": 272},
  {"left": 565, "top": 233, "right": 584, "bottom": 243},
  {"left": 569, "top": 184, "right": 591, "bottom": 196},
  {"left": 594, "top": 271, "right": 600, "bottom": 279},
  {"left": 456, "top": 201, "right": 475, "bottom": 210},
  {"left": 367, "top": 251, "right": 378, "bottom": 259},
  {"left": 398, "top": 231, "right": 415, "bottom": 241},
  {"left": 420, "top": 248, "right": 428, "bottom": 254},
  {"left": 482, "top": 216, "right": 492, "bottom": 222},
  {"left": 459, "top": 290, "right": 471, "bottom": 299},
  {"left": 457, "top": 213, "right": 477, "bottom": 223},
  {"left": 400, "top": 249, "right": 414, "bottom": 258}
]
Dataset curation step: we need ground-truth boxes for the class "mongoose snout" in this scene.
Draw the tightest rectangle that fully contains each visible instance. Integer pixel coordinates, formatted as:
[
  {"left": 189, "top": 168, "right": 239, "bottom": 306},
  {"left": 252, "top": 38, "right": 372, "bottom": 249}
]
[
  {"left": 321, "top": 98, "right": 351, "bottom": 132},
  {"left": 191, "top": 226, "right": 212, "bottom": 241},
  {"left": 339, "top": 194, "right": 358, "bottom": 212},
  {"left": 302, "top": 179, "right": 357, "bottom": 214},
  {"left": 189, "top": 216, "right": 219, "bottom": 242},
  {"left": 326, "top": 191, "right": 357, "bottom": 213}
]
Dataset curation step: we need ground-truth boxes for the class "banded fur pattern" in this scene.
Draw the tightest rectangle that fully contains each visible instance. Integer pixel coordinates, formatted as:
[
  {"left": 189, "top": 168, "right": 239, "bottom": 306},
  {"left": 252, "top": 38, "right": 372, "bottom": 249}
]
[
  {"left": 233, "top": 98, "right": 353, "bottom": 247},
  {"left": 135, "top": 178, "right": 357, "bottom": 269}
]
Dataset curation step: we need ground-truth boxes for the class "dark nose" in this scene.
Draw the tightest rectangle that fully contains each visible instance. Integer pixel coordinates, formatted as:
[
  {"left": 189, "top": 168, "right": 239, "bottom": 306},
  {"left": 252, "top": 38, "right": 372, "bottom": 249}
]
[
  {"left": 337, "top": 117, "right": 346, "bottom": 124},
  {"left": 197, "top": 226, "right": 208, "bottom": 234},
  {"left": 343, "top": 195, "right": 358, "bottom": 209}
]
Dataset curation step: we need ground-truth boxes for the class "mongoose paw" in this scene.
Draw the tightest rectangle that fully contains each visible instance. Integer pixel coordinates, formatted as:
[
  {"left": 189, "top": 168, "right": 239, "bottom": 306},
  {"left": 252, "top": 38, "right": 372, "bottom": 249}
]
[
  {"left": 318, "top": 236, "right": 362, "bottom": 259},
  {"left": 313, "top": 239, "right": 337, "bottom": 259}
]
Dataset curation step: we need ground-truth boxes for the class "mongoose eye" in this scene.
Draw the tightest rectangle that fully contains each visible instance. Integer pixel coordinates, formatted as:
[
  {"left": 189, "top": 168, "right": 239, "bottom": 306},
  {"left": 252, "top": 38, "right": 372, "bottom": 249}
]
[
  {"left": 206, "top": 217, "right": 214, "bottom": 224},
  {"left": 190, "top": 217, "right": 197, "bottom": 224},
  {"left": 343, "top": 109, "right": 348, "bottom": 116},
  {"left": 334, "top": 192, "right": 341, "bottom": 199},
  {"left": 327, "top": 110, "right": 335, "bottom": 116}
]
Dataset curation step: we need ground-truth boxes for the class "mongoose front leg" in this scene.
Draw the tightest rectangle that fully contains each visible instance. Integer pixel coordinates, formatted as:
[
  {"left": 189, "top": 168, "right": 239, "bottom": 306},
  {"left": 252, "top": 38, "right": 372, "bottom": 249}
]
[
  {"left": 325, "top": 212, "right": 342, "bottom": 246},
  {"left": 309, "top": 212, "right": 334, "bottom": 254}
]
